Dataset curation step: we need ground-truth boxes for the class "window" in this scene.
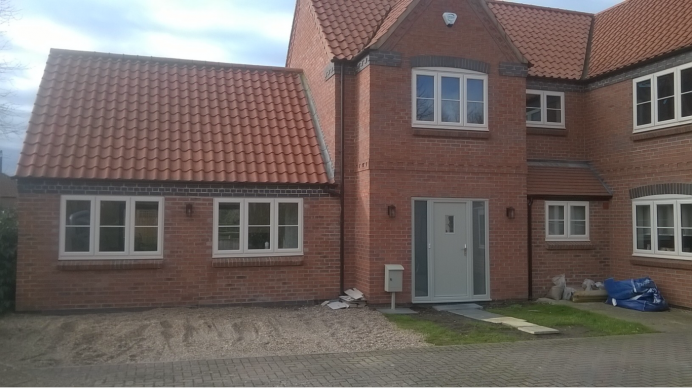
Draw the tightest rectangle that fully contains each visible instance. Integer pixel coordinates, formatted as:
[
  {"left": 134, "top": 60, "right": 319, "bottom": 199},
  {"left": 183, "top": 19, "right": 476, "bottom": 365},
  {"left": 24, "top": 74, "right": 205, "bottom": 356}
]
[
  {"left": 412, "top": 68, "right": 488, "bottom": 130},
  {"left": 60, "top": 196, "right": 163, "bottom": 259},
  {"left": 213, "top": 198, "right": 303, "bottom": 257},
  {"left": 526, "top": 90, "right": 565, "bottom": 128},
  {"left": 633, "top": 63, "right": 692, "bottom": 131},
  {"left": 632, "top": 196, "right": 692, "bottom": 259},
  {"left": 545, "top": 201, "right": 589, "bottom": 241}
]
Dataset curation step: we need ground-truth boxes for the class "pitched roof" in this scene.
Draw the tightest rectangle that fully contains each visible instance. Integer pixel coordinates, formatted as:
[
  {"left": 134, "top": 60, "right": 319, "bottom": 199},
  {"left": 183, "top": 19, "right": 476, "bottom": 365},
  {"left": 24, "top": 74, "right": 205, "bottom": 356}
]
[
  {"left": 588, "top": 0, "right": 692, "bottom": 78},
  {"left": 310, "top": 0, "right": 411, "bottom": 60},
  {"left": 304, "top": 0, "right": 692, "bottom": 79},
  {"left": 486, "top": 1, "right": 593, "bottom": 80},
  {"left": 16, "top": 49, "right": 330, "bottom": 184},
  {"left": 527, "top": 161, "right": 612, "bottom": 198}
]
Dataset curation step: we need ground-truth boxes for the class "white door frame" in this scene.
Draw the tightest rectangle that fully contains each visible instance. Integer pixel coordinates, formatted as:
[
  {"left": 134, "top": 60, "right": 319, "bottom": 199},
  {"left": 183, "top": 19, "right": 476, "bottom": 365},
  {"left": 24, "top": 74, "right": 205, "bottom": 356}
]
[{"left": 411, "top": 197, "right": 491, "bottom": 303}]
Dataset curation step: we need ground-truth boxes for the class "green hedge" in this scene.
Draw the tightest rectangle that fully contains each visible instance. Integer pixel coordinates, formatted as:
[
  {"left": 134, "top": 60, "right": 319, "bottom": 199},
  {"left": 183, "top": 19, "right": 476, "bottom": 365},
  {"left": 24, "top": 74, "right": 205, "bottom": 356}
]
[{"left": 0, "top": 208, "right": 17, "bottom": 313}]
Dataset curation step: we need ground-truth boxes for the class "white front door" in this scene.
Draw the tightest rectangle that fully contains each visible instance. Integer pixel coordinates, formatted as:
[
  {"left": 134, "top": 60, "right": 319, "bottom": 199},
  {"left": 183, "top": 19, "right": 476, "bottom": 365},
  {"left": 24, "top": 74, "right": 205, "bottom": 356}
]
[
  {"left": 432, "top": 202, "right": 469, "bottom": 299},
  {"left": 412, "top": 199, "right": 489, "bottom": 303}
]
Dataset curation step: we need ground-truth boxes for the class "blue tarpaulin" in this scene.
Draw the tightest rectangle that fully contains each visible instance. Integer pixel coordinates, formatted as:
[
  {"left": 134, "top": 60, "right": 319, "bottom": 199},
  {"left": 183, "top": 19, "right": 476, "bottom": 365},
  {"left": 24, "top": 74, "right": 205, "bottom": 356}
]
[{"left": 604, "top": 277, "right": 669, "bottom": 312}]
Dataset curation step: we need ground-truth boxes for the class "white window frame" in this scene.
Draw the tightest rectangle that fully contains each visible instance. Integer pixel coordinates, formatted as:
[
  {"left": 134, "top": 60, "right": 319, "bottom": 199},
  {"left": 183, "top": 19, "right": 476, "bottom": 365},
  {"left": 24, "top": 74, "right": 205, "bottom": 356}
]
[
  {"left": 545, "top": 201, "right": 590, "bottom": 241},
  {"left": 59, "top": 195, "right": 164, "bottom": 260},
  {"left": 632, "top": 195, "right": 692, "bottom": 260},
  {"left": 633, "top": 62, "right": 692, "bottom": 132},
  {"left": 526, "top": 90, "right": 565, "bottom": 129},
  {"left": 213, "top": 198, "right": 303, "bottom": 258},
  {"left": 411, "top": 67, "right": 488, "bottom": 131}
]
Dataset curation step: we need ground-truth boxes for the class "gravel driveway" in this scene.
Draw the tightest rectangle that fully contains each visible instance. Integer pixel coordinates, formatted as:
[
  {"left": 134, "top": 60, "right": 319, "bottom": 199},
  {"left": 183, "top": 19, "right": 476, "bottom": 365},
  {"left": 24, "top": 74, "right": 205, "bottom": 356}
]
[{"left": 0, "top": 306, "right": 427, "bottom": 368}]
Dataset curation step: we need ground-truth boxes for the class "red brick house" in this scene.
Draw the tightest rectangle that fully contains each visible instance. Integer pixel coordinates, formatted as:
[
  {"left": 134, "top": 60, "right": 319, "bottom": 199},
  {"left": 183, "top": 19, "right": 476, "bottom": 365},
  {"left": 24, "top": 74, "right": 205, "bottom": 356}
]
[{"left": 14, "top": 0, "right": 692, "bottom": 310}]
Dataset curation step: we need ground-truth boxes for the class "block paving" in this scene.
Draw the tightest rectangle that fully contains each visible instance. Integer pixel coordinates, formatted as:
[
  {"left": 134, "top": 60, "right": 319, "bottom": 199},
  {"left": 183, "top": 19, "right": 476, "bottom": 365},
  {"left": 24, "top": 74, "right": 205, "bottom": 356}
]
[{"left": 2, "top": 332, "right": 691, "bottom": 386}]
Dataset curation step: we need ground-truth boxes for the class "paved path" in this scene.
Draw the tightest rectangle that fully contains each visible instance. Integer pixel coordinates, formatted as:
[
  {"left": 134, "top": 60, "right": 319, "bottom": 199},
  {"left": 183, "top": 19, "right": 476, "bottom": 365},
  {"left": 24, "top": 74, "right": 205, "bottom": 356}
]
[{"left": 2, "top": 332, "right": 692, "bottom": 386}]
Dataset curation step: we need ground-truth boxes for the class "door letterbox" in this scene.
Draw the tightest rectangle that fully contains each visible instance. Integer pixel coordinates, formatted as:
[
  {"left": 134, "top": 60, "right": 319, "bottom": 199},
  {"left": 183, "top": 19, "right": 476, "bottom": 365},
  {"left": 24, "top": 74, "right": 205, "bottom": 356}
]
[{"left": 384, "top": 264, "right": 404, "bottom": 292}]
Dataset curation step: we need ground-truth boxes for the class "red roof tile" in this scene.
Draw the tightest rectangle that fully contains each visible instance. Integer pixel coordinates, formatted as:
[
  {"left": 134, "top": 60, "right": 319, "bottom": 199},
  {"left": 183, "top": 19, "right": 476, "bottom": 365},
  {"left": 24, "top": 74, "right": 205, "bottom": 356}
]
[
  {"left": 588, "top": 0, "right": 692, "bottom": 78},
  {"left": 367, "top": 0, "right": 415, "bottom": 50},
  {"left": 528, "top": 162, "right": 611, "bottom": 197},
  {"left": 16, "top": 49, "right": 330, "bottom": 184},
  {"left": 487, "top": 1, "right": 593, "bottom": 80},
  {"left": 311, "top": 0, "right": 404, "bottom": 60}
]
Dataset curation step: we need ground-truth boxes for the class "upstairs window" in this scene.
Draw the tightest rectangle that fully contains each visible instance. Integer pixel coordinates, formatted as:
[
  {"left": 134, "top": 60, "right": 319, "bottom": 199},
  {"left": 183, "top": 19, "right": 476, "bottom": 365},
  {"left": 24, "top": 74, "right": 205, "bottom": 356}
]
[
  {"left": 545, "top": 201, "right": 589, "bottom": 241},
  {"left": 60, "top": 196, "right": 164, "bottom": 259},
  {"left": 526, "top": 90, "right": 565, "bottom": 128},
  {"left": 633, "top": 196, "right": 692, "bottom": 259},
  {"left": 412, "top": 68, "right": 488, "bottom": 130},
  {"left": 633, "top": 63, "right": 692, "bottom": 132}
]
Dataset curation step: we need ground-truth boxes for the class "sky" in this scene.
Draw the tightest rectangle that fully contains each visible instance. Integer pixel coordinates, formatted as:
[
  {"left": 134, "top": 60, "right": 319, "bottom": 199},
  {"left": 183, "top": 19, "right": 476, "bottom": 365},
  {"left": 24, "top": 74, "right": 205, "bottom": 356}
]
[{"left": 0, "top": 0, "right": 622, "bottom": 175}]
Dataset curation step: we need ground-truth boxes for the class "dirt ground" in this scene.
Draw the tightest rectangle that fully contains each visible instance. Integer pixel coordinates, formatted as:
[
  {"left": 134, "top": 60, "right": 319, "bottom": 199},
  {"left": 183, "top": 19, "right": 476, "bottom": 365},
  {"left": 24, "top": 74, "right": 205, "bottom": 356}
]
[{"left": 0, "top": 306, "right": 427, "bottom": 368}]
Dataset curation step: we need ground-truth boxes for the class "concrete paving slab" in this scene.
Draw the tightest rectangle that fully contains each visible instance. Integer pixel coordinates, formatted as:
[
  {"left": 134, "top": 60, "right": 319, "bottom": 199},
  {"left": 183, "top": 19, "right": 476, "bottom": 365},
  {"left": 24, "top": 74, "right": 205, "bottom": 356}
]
[
  {"left": 518, "top": 326, "right": 560, "bottom": 335},
  {"left": 483, "top": 317, "right": 528, "bottom": 324},
  {"left": 432, "top": 303, "right": 483, "bottom": 311},
  {"left": 377, "top": 308, "right": 417, "bottom": 314},
  {"left": 447, "top": 309, "right": 503, "bottom": 320},
  {"left": 500, "top": 319, "right": 538, "bottom": 328}
]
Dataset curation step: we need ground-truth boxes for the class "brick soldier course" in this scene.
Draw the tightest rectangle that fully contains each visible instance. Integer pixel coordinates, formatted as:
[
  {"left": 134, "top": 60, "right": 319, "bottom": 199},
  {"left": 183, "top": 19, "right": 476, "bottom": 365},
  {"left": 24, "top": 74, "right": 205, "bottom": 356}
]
[{"left": 2, "top": 333, "right": 691, "bottom": 386}]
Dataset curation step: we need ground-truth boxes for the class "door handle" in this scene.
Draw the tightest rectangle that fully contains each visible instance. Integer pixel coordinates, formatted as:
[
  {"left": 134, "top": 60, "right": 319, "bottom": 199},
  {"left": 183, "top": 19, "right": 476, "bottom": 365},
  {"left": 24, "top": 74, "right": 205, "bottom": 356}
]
[{"left": 464, "top": 244, "right": 467, "bottom": 256}]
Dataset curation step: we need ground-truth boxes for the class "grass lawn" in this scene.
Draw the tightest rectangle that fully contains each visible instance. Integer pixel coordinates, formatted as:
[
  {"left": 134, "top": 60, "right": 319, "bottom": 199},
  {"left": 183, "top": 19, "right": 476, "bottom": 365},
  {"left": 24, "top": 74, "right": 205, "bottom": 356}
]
[
  {"left": 386, "top": 303, "right": 655, "bottom": 346},
  {"left": 385, "top": 314, "right": 519, "bottom": 346},
  {"left": 488, "top": 303, "right": 655, "bottom": 336}
]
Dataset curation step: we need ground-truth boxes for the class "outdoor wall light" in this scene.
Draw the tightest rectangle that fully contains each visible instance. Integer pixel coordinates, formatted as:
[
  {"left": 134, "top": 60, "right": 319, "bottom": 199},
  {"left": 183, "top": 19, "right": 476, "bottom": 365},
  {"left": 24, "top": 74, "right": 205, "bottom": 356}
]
[
  {"left": 506, "top": 206, "right": 515, "bottom": 219},
  {"left": 387, "top": 205, "right": 397, "bottom": 218},
  {"left": 186, "top": 203, "right": 194, "bottom": 217}
]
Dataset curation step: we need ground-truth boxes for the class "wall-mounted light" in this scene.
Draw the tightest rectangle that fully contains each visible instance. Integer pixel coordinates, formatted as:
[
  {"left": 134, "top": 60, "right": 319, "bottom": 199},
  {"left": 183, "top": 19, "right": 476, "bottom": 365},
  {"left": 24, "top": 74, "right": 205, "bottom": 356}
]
[
  {"left": 506, "top": 206, "right": 515, "bottom": 219},
  {"left": 186, "top": 203, "right": 194, "bottom": 217},
  {"left": 387, "top": 205, "right": 397, "bottom": 218}
]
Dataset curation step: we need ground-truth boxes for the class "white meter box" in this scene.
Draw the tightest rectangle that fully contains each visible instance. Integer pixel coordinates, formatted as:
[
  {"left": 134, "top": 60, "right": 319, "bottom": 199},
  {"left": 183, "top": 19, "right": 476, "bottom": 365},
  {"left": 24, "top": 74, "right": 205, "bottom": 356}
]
[{"left": 384, "top": 264, "right": 404, "bottom": 292}]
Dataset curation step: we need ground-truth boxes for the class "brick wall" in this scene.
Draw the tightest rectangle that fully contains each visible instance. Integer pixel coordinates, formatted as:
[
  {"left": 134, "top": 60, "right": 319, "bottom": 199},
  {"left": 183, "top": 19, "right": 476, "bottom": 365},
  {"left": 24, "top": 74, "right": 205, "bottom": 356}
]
[
  {"left": 526, "top": 89, "right": 588, "bottom": 161},
  {"left": 345, "top": 0, "right": 529, "bottom": 303},
  {"left": 585, "top": 78, "right": 692, "bottom": 308},
  {"left": 15, "top": 190, "right": 341, "bottom": 311},
  {"left": 530, "top": 199, "right": 611, "bottom": 297},
  {"left": 286, "top": 0, "right": 338, "bottom": 179}
]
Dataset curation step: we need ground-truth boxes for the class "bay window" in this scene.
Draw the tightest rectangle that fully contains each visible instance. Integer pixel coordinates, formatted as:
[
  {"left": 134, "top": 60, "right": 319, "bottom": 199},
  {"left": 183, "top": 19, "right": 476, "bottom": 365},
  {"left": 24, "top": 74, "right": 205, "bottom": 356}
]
[
  {"left": 633, "top": 63, "right": 692, "bottom": 131},
  {"left": 633, "top": 196, "right": 692, "bottom": 259},
  {"left": 60, "top": 196, "right": 163, "bottom": 259},
  {"left": 526, "top": 90, "right": 565, "bottom": 128},
  {"left": 545, "top": 201, "right": 589, "bottom": 241},
  {"left": 412, "top": 68, "right": 488, "bottom": 130},
  {"left": 213, "top": 198, "right": 303, "bottom": 257}
]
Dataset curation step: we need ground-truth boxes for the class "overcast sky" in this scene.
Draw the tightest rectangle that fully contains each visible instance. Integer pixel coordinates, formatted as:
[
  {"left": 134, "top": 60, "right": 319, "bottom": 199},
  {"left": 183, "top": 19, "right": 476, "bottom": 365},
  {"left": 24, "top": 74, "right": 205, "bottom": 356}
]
[{"left": 0, "top": 0, "right": 622, "bottom": 175}]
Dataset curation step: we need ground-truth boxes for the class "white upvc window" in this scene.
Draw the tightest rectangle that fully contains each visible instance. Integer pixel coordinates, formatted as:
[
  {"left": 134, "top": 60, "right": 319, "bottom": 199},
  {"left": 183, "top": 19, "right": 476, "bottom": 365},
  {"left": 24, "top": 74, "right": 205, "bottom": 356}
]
[
  {"left": 632, "top": 195, "right": 692, "bottom": 260},
  {"left": 545, "top": 201, "right": 589, "bottom": 241},
  {"left": 526, "top": 90, "right": 565, "bottom": 128},
  {"left": 412, "top": 68, "right": 488, "bottom": 131},
  {"left": 633, "top": 63, "right": 692, "bottom": 132},
  {"left": 60, "top": 196, "right": 164, "bottom": 260},
  {"left": 213, "top": 198, "right": 303, "bottom": 258}
]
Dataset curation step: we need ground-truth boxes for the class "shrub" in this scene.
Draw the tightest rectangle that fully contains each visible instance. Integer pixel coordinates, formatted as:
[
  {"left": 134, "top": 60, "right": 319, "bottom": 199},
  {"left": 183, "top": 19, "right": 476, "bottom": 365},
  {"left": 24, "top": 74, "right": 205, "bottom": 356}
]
[{"left": 0, "top": 208, "right": 17, "bottom": 313}]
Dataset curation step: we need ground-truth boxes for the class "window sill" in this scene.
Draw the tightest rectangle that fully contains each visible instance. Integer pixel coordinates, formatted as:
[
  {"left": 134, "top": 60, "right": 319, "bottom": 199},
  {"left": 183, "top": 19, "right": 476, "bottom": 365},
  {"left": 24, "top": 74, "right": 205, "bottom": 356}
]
[
  {"left": 631, "top": 256, "right": 692, "bottom": 270},
  {"left": 546, "top": 242, "right": 595, "bottom": 250},
  {"left": 632, "top": 123, "right": 692, "bottom": 141},
  {"left": 412, "top": 128, "right": 490, "bottom": 139},
  {"left": 57, "top": 259, "right": 163, "bottom": 271},
  {"left": 527, "top": 127, "right": 567, "bottom": 136},
  {"left": 211, "top": 256, "right": 304, "bottom": 268}
]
